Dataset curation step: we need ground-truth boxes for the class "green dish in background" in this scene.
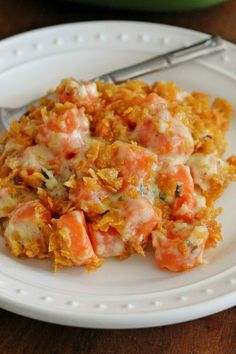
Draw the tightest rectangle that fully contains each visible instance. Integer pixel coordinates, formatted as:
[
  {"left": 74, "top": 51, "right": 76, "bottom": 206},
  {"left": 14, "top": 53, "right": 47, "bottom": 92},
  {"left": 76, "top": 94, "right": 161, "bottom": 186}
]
[{"left": 73, "top": 0, "right": 226, "bottom": 11}]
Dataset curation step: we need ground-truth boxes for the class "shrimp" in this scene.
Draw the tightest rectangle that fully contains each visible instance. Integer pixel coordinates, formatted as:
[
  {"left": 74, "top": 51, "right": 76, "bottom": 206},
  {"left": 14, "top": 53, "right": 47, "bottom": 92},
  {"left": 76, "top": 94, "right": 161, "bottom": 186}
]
[
  {"left": 121, "top": 197, "right": 159, "bottom": 245},
  {"left": 134, "top": 109, "right": 194, "bottom": 165},
  {"left": 187, "top": 152, "right": 234, "bottom": 203},
  {"left": 157, "top": 165, "right": 204, "bottom": 221},
  {"left": 88, "top": 225, "right": 125, "bottom": 258},
  {"left": 142, "top": 92, "right": 167, "bottom": 113},
  {"left": 37, "top": 104, "right": 90, "bottom": 159},
  {"left": 21, "top": 145, "right": 56, "bottom": 172},
  {"left": 56, "top": 78, "right": 98, "bottom": 106},
  {"left": 69, "top": 178, "right": 110, "bottom": 215},
  {"left": 0, "top": 185, "right": 35, "bottom": 218},
  {"left": 50, "top": 210, "right": 99, "bottom": 269},
  {"left": 96, "top": 196, "right": 160, "bottom": 253},
  {"left": 69, "top": 141, "right": 158, "bottom": 214},
  {"left": 15, "top": 145, "right": 67, "bottom": 198},
  {"left": 5, "top": 144, "right": 64, "bottom": 189},
  {"left": 18, "top": 144, "right": 56, "bottom": 187},
  {"left": 152, "top": 221, "right": 209, "bottom": 271},
  {"left": 112, "top": 141, "right": 158, "bottom": 190},
  {"left": 157, "top": 165, "right": 194, "bottom": 201},
  {"left": 187, "top": 153, "right": 219, "bottom": 191},
  {"left": 170, "top": 165, "right": 196, "bottom": 221},
  {"left": 4, "top": 144, "right": 53, "bottom": 174},
  {"left": 4, "top": 200, "right": 51, "bottom": 258}
]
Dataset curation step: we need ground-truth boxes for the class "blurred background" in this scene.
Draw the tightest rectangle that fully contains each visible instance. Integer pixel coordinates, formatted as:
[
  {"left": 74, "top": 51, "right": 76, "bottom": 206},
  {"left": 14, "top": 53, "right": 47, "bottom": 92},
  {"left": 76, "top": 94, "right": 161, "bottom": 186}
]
[{"left": 0, "top": 0, "right": 236, "bottom": 42}]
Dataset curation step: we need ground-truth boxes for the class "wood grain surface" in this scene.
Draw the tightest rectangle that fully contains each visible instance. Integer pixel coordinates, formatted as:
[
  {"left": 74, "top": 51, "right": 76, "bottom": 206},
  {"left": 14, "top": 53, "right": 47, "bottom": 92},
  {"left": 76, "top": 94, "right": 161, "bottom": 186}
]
[{"left": 0, "top": 0, "right": 235, "bottom": 353}]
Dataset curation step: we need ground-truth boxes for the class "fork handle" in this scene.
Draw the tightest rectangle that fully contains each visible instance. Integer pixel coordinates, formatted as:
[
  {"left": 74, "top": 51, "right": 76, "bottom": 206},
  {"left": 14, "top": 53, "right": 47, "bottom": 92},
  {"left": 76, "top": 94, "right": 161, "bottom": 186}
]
[{"left": 97, "top": 36, "right": 224, "bottom": 83}]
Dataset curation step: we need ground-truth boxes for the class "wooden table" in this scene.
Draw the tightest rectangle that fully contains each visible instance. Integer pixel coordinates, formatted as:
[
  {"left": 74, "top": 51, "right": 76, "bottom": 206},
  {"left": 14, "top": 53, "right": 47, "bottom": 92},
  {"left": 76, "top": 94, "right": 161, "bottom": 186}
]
[{"left": 0, "top": 0, "right": 236, "bottom": 352}]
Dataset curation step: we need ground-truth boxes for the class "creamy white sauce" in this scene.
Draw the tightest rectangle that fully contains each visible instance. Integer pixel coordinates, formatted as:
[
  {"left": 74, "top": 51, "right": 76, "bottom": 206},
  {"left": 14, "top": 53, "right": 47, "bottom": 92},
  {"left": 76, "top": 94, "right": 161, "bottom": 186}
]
[
  {"left": 21, "top": 145, "right": 54, "bottom": 170},
  {"left": 94, "top": 230, "right": 124, "bottom": 257},
  {"left": 5, "top": 219, "right": 43, "bottom": 244},
  {"left": 175, "top": 90, "right": 189, "bottom": 102},
  {"left": 187, "top": 153, "right": 218, "bottom": 190}
]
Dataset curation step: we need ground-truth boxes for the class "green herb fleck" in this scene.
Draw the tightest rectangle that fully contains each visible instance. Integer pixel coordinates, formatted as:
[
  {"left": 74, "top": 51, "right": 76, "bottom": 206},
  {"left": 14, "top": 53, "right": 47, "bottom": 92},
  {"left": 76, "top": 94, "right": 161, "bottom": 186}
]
[
  {"left": 204, "top": 134, "right": 213, "bottom": 140},
  {"left": 13, "top": 176, "right": 22, "bottom": 185},
  {"left": 191, "top": 245, "right": 198, "bottom": 253},
  {"left": 175, "top": 183, "right": 183, "bottom": 198},
  {"left": 139, "top": 184, "right": 146, "bottom": 195},
  {"left": 41, "top": 169, "right": 49, "bottom": 180},
  {"left": 159, "top": 191, "right": 166, "bottom": 201}
]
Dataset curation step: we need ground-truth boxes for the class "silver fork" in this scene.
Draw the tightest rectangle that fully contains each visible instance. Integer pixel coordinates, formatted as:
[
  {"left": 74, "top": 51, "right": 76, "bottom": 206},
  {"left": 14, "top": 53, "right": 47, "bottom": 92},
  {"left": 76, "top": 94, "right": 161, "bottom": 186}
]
[{"left": 0, "top": 36, "right": 224, "bottom": 130}]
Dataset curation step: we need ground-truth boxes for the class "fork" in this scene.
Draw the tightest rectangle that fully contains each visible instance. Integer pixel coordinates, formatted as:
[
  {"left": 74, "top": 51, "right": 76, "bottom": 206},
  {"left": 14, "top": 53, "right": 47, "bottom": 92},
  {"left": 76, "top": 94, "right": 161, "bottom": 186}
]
[{"left": 0, "top": 36, "right": 224, "bottom": 130}]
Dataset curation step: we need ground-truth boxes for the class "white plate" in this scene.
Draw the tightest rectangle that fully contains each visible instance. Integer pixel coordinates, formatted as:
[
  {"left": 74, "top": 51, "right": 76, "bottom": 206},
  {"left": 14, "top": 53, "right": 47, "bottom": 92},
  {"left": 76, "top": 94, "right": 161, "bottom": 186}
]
[{"left": 0, "top": 21, "right": 236, "bottom": 329}]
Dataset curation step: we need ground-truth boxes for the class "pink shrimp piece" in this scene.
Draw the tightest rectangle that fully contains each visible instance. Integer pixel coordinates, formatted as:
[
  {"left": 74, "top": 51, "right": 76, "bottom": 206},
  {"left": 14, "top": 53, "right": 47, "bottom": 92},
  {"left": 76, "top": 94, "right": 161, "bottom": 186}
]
[
  {"left": 56, "top": 78, "right": 98, "bottom": 105},
  {"left": 52, "top": 210, "right": 98, "bottom": 268},
  {"left": 134, "top": 111, "right": 194, "bottom": 164},
  {"left": 19, "top": 144, "right": 57, "bottom": 187},
  {"left": 173, "top": 193, "right": 199, "bottom": 222},
  {"left": 21, "top": 145, "right": 55, "bottom": 172},
  {"left": 187, "top": 153, "right": 219, "bottom": 191},
  {"left": 142, "top": 93, "right": 167, "bottom": 113},
  {"left": 170, "top": 165, "right": 203, "bottom": 222},
  {"left": 92, "top": 196, "right": 159, "bottom": 254},
  {"left": 172, "top": 165, "right": 194, "bottom": 194},
  {"left": 152, "top": 221, "right": 208, "bottom": 272},
  {"left": 158, "top": 165, "right": 200, "bottom": 221},
  {"left": 4, "top": 200, "right": 51, "bottom": 258},
  {"left": 119, "top": 197, "right": 160, "bottom": 245},
  {"left": 37, "top": 106, "right": 90, "bottom": 159},
  {"left": 157, "top": 165, "right": 194, "bottom": 198},
  {"left": 0, "top": 185, "right": 33, "bottom": 218},
  {"left": 112, "top": 141, "right": 158, "bottom": 189},
  {"left": 69, "top": 179, "right": 110, "bottom": 215},
  {"left": 88, "top": 225, "right": 125, "bottom": 258}
]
